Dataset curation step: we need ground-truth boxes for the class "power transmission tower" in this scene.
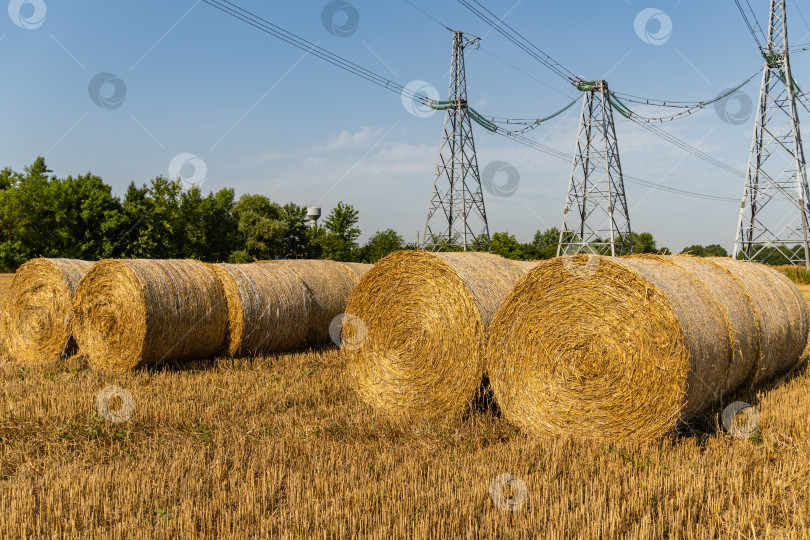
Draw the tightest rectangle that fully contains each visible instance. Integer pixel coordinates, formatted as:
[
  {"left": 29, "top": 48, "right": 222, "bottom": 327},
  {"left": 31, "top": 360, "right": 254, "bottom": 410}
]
[
  {"left": 733, "top": 0, "right": 810, "bottom": 267},
  {"left": 423, "top": 31, "right": 490, "bottom": 251},
  {"left": 558, "top": 80, "right": 633, "bottom": 256}
]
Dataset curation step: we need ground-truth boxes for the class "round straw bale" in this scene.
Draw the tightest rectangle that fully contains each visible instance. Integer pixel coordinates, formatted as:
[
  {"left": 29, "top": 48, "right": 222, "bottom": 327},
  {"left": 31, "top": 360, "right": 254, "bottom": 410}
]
[
  {"left": 260, "top": 260, "right": 359, "bottom": 345},
  {"left": 511, "top": 260, "right": 540, "bottom": 273},
  {"left": 211, "top": 263, "right": 309, "bottom": 357},
  {"left": 652, "top": 254, "right": 758, "bottom": 392},
  {"left": 73, "top": 259, "right": 227, "bottom": 371},
  {"left": 343, "top": 250, "right": 529, "bottom": 424},
  {"left": 338, "top": 262, "right": 373, "bottom": 282},
  {"left": 708, "top": 258, "right": 809, "bottom": 383},
  {"left": 488, "top": 255, "right": 734, "bottom": 440},
  {"left": 0, "top": 258, "right": 94, "bottom": 363}
]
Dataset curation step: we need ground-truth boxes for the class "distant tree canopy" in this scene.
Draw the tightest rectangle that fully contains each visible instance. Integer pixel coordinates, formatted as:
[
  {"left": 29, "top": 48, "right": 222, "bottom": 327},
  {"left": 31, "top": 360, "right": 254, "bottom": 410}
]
[
  {"left": 0, "top": 158, "right": 741, "bottom": 271},
  {"left": 681, "top": 244, "right": 729, "bottom": 258}
]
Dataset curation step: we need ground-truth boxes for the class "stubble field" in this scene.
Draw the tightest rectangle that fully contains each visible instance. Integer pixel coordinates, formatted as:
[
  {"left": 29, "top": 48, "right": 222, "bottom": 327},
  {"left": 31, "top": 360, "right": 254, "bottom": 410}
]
[{"left": 0, "top": 276, "right": 808, "bottom": 538}]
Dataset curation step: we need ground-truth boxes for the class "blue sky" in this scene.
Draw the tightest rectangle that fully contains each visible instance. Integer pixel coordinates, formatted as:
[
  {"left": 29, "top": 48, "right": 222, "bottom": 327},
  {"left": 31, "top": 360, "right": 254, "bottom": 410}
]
[{"left": 2, "top": 0, "right": 809, "bottom": 251}]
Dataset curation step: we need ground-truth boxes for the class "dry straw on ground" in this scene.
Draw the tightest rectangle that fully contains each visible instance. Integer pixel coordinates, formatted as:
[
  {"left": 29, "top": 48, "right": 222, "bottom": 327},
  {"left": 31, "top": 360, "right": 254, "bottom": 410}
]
[
  {"left": 487, "top": 255, "right": 809, "bottom": 441},
  {"left": 259, "top": 260, "right": 364, "bottom": 345},
  {"left": 212, "top": 263, "right": 309, "bottom": 357},
  {"left": 343, "top": 251, "right": 536, "bottom": 424},
  {"left": 0, "top": 258, "right": 93, "bottom": 364},
  {"left": 709, "top": 257, "right": 810, "bottom": 384},
  {"left": 73, "top": 259, "right": 227, "bottom": 371}
]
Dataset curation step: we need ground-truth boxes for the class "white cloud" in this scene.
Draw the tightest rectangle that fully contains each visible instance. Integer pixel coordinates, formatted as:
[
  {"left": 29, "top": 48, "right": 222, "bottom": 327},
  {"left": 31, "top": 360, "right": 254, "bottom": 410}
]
[{"left": 314, "top": 126, "right": 384, "bottom": 152}]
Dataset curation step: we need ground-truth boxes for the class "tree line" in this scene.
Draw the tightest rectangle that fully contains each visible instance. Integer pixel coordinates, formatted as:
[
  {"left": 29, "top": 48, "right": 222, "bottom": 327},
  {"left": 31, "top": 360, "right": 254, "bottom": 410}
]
[{"left": 0, "top": 158, "right": 742, "bottom": 272}]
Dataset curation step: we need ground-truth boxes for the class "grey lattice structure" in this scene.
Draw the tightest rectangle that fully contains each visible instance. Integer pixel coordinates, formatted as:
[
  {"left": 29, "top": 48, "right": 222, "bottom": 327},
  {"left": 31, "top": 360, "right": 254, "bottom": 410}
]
[
  {"left": 558, "top": 80, "right": 633, "bottom": 256},
  {"left": 422, "top": 31, "right": 490, "bottom": 251},
  {"left": 733, "top": 0, "right": 810, "bottom": 267}
]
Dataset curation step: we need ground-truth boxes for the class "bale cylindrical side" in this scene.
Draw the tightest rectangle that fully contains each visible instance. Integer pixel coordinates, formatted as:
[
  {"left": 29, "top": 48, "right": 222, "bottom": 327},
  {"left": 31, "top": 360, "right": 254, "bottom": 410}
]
[
  {"left": 709, "top": 258, "right": 809, "bottom": 383},
  {"left": 260, "top": 260, "right": 360, "bottom": 345},
  {"left": 73, "top": 259, "right": 227, "bottom": 371},
  {"left": 338, "top": 262, "right": 373, "bottom": 283},
  {"left": 662, "top": 255, "right": 758, "bottom": 392},
  {"left": 212, "top": 263, "right": 309, "bottom": 357},
  {"left": 343, "top": 250, "right": 531, "bottom": 424},
  {"left": 0, "top": 258, "right": 94, "bottom": 363}
]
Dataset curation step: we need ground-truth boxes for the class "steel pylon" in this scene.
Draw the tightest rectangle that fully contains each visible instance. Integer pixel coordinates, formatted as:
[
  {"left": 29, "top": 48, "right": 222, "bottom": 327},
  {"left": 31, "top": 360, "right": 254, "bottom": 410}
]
[
  {"left": 422, "top": 31, "right": 490, "bottom": 251},
  {"left": 558, "top": 80, "right": 633, "bottom": 256},
  {"left": 733, "top": 0, "right": 810, "bottom": 267}
]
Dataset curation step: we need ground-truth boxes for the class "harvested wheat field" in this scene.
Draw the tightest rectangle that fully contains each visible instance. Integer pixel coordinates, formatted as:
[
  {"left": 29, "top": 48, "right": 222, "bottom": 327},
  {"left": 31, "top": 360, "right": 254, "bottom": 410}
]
[
  {"left": 0, "top": 270, "right": 807, "bottom": 537},
  {"left": 0, "top": 344, "right": 808, "bottom": 538}
]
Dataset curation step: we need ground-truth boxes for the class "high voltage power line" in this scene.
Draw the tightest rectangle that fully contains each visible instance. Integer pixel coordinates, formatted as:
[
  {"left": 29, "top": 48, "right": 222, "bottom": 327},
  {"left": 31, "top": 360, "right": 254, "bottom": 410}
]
[{"left": 199, "top": 0, "right": 742, "bottom": 202}]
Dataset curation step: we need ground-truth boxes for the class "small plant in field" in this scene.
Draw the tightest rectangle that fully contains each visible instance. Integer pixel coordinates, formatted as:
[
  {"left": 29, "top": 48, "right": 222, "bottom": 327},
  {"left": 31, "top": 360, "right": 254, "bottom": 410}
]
[
  {"left": 750, "top": 430, "right": 764, "bottom": 445},
  {"left": 193, "top": 422, "right": 214, "bottom": 445}
]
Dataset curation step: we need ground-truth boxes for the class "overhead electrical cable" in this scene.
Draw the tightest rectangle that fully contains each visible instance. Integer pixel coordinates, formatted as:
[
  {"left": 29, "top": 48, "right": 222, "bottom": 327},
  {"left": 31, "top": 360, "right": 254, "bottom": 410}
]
[{"left": 199, "top": 0, "right": 740, "bottom": 202}]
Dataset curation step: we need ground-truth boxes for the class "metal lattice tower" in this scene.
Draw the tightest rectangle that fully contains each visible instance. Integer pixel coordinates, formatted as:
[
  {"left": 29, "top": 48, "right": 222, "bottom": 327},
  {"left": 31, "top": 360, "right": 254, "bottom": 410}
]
[
  {"left": 558, "top": 80, "right": 633, "bottom": 256},
  {"left": 733, "top": 0, "right": 810, "bottom": 267},
  {"left": 422, "top": 31, "right": 490, "bottom": 251}
]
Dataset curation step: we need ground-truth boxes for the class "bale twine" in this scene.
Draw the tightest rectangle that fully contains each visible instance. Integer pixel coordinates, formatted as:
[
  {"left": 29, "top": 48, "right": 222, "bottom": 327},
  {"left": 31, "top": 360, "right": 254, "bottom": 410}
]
[
  {"left": 73, "top": 259, "right": 227, "bottom": 371},
  {"left": 488, "top": 255, "right": 744, "bottom": 440},
  {"left": 260, "top": 260, "right": 359, "bottom": 345},
  {"left": 708, "top": 258, "right": 809, "bottom": 383},
  {"left": 211, "top": 263, "right": 309, "bottom": 357},
  {"left": 343, "top": 250, "right": 533, "bottom": 424},
  {"left": 338, "top": 262, "right": 373, "bottom": 283},
  {"left": 0, "top": 258, "right": 94, "bottom": 363}
]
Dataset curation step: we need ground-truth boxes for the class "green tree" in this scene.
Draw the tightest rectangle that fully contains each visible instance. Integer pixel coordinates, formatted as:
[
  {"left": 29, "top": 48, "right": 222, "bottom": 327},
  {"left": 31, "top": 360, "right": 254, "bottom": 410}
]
[
  {"left": 279, "top": 203, "right": 314, "bottom": 258},
  {"left": 230, "top": 194, "right": 285, "bottom": 262},
  {"left": 178, "top": 186, "right": 238, "bottom": 261},
  {"left": 115, "top": 177, "right": 184, "bottom": 259},
  {"left": 681, "top": 244, "right": 706, "bottom": 257},
  {"left": 489, "top": 232, "right": 525, "bottom": 260},
  {"left": 525, "top": 227, "right": 560, "bottom": 260},
  {"left": 632, "top": 232, "right": 657, "bottom": 254},
  {"left": 360, "top": 229, "right": 403, "bottom": 263},
  {"left": 321, "top": 201, "right": 361, "bottom": 261},
  {"left": 703, "top": 244, "right": 728, "bottom": 257}
]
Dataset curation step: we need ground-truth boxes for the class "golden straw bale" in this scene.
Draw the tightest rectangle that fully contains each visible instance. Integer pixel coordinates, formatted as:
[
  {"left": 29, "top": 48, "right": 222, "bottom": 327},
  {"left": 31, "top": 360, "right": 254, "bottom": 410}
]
[
  {"left": 343, "top": 250, "right": 533, "bottom": 424},
  {"left": 641, "top": 254, "right": 758, "bottom": 394},
  {"left": 488, "top": 255, "right": 810, "bottom": 441},
  {"left": 511, "top": 260, "right": 540, "bottom": 273},
  {"left": 260, "top": 260, "right": 359, "bottom": 345},
  {"left": 73, "top": 259, "right": 227, "bottom": 371},
  {"left": 337, "top": 262, "right": 373, "bottom": 283},
  {"left": 211, "top": 263, "right": 309, "bottom": 357},
  {"left": 708, "top": 258, "right": 809, "bottom": 383},
  {"left": 0, "top": 258, "right": 94, "bottom": 363},
  {"left": 488, "top": 256, "right": 722, "bottom": 440}
]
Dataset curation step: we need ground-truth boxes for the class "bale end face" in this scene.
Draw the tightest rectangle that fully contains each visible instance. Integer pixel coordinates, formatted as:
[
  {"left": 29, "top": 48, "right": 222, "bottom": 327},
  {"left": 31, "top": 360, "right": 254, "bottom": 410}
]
[
  {"left": 488, "top": 256, "right": 690, "bottom": 441},
  {"left": 1, "top": 258, "right": 93, "bottom": 364},
  {"left": 343, "top": 250, "right": 527, "bottom": 425}
]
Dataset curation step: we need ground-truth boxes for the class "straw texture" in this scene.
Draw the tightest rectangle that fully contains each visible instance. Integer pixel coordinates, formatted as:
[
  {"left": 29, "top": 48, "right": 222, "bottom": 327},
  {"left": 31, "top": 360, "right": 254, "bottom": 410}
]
[
  {"left": 212, "top": 263, "right": 309, "bottom": 357},
  {"left": 487, "top": 255, "right": 808, "bottom": 441},
  {"left": 337, "top": 262, "right": 373, "bottom": 283},
  {"left": 343, "top": 250, "right": 535, "bottom": 424},
  {"left": 708, "top": 258, "right": 809, "bottom": 383},
  {"left": 0, "top": 258, "right": 94, "bottom": 363},
  {"left": 73, "top": 259, "right": 228, "bottom": 371},
  {"left": 261, "top": 260, "right": 360, "bottom": 345}
]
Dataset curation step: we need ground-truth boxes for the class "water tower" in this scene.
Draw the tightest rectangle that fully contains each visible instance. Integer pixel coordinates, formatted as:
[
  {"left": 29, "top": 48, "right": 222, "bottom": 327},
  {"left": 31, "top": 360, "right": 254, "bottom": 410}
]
[{"left": 306, "top": 201, "right": 322, "bottom": 229}]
